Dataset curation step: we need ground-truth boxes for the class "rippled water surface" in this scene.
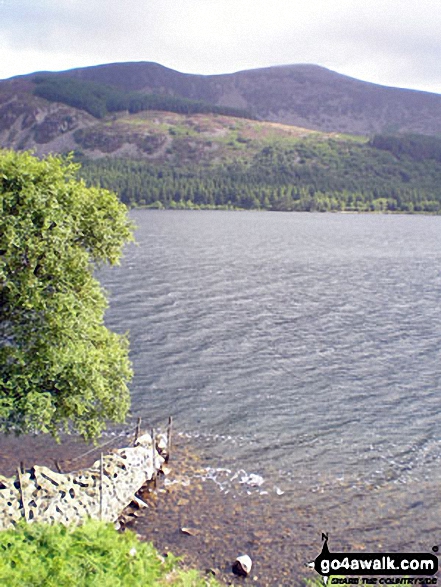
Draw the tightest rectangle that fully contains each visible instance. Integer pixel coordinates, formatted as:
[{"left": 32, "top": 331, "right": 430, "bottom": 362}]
[{"left": 99, "top": 210, "right": 441, "bottom": 553}]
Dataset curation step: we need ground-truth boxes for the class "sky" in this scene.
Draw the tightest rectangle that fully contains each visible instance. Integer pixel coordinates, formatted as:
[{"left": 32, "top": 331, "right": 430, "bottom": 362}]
[{"left": 2, "top": 0, "right": 441, "bottom": 94}]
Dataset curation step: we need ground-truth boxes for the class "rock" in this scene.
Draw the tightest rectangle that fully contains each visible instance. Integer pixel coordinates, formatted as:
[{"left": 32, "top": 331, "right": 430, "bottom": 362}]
[
  {"left": 155, "top": 433, "right": 168, "bottom": 456},
  {"left": 232, "top": 554, "right": 253, "bottom": 576},
  {"left": 180, "top": 526, "right": 198, "bottom": 536},
  {"left": 132, "top": 495, "right": 149, "bottom": 509},
  {"left": 134, "top": 433, "right": 153, "bottom": 447}
]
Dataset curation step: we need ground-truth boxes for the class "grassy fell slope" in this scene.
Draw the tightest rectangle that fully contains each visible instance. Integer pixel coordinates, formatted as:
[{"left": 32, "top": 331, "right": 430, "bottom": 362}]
[
  {"left": 0, "top": 80, "right": 324, "bottom": 161},
  {"left": 73, "top": 110, "right": 322, "bottom": 163}
]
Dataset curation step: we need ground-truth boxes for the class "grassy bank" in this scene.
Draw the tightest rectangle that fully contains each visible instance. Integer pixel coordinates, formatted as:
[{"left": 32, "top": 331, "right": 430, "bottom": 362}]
[{"left": 0, "top": 520, "right": 220, "bottom": 587}]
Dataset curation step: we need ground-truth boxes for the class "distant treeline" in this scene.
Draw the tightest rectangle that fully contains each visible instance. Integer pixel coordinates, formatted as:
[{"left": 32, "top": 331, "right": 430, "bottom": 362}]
[
  {"left": 77, "top": 134, "right": 441, "bottom": 213},
  {"left": 33, "top": 75, "right": 254, "bottom": 120}
]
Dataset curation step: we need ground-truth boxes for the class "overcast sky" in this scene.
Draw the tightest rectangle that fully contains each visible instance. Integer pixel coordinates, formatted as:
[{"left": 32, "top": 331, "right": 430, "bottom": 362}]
[{"left": 2, "top": 0, "right": 441, "bottom": 94}]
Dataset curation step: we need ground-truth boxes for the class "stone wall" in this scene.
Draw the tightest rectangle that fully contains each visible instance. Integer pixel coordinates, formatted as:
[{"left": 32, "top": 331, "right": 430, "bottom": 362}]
[{"left": 0, "top": 432, "right": 167, "bottom": 530}]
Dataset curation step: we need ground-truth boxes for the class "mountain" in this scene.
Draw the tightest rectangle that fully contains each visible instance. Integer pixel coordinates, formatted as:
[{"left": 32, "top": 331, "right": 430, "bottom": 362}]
[
  {"left": 49, "top": 62, "right": 441, "bottom": 135},
  {"left": 2, "top": 62, "right": 441, "bottom": 143},
  {"left": 2, "top": 62, "right": 441, "bottom": 215}
]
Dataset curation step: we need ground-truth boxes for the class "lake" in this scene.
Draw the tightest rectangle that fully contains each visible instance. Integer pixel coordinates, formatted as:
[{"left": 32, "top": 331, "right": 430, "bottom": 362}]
[{"left": 98, "top": 210, "right": 441, "bottom": 560}]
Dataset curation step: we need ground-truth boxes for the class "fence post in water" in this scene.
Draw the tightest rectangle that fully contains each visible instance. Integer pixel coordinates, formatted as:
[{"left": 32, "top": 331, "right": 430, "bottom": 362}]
[
  {"left": 166, "top": 416, "right": 173, "bottom": 462},
  {"left": 54, "top": 460, "right": 63, "bottom": 473}
]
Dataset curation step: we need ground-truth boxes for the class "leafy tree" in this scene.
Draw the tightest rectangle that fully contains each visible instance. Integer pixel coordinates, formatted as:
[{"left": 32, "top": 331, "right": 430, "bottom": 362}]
[{"left": 0, "top": 150, "right": 134, "bottom": 440}]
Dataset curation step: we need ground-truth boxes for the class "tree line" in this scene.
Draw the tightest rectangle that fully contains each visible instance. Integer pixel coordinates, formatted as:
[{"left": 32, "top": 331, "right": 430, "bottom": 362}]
[
  {"left": 33, "top": 75, "right": 254, "bottom": 120},
  {"left": 77, "top": 136, "right": 441, "bottom": 213}
]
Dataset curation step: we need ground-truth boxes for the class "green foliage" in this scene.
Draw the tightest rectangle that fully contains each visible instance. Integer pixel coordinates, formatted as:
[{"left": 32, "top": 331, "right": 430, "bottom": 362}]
[
  {"left": 370, "top": 133, "right": 441, "bottom": 162},
  {"left": 33, "top": 76, "right": 114, "bottom": 119},
  {"left": 0, "top": 520, "right": 220, "bottom": 586},
  {"left": 76, "top": 133, "right": 441, "bottom": 214},
  {"left": 33, "top": 75, "right": 254, "bottom": 120},
  {"left": 0, "top": 150, "right": 134, "bottom": 440}
]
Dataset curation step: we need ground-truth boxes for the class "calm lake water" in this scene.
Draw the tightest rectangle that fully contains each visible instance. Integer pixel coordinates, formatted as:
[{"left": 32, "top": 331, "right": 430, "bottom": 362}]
[{"left": 99, "top": 210, "right": 441, "bottom": 557}]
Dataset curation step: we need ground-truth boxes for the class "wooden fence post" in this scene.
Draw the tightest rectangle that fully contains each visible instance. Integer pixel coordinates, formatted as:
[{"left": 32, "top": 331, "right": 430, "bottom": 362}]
[
  {"left": 133, "top": 417, "right": 142, "bottom": 446},
  {"left": 166, "top": 416, "right": 173, "bottom": 462},
  {"left": 151, "top": 428, "right": 157, "bottom": 487}
]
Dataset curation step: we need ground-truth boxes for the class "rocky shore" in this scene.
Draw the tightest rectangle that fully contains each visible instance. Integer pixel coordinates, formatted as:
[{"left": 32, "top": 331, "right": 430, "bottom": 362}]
[{"left": 0, "top": 429, "right": 320, "bottom": 586}]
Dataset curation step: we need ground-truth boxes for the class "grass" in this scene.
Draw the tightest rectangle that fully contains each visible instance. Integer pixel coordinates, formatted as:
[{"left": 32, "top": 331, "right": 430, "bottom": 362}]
[{"left": 0, "top": 520, "right": 220, "bottom": 587}]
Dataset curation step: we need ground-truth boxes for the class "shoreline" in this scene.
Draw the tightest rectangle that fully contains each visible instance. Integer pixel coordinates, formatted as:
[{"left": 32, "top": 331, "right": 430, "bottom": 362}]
[
  {"left": 130, "top": 205, "right": 441, "bottom": 217},
  {"left": 0, "top": 430, "right": 317, "bottom": 586},
  {"left": 127, "top": 436, "right": 320, "bottom": 586},
  {"left": 3, "top": 431, "right": 439, "bottom": 586}
]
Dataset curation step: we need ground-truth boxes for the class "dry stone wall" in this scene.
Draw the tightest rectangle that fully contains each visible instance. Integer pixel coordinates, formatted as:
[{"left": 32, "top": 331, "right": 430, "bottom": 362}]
[{"left": 0, "top": 432, "right": 167, "bottom": 530}]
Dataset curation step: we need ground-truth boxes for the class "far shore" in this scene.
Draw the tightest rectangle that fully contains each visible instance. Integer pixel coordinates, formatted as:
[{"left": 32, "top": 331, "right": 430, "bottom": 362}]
[{"left": 130, "top": 204, "right": 440, "bottom": 216}]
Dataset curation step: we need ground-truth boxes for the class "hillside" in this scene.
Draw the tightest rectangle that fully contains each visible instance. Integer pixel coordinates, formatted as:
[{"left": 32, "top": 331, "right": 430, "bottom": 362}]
[
  {"left": 0, "top": 74, "right": 252, "bottom": 156},
  {"left": 0, "top": 84, "right": 312, "bottom": 159},
  {"left": 54, "top": 62, "right": 441, "bottom": 136},
  {"left": 2, "top": 62, "right": 441, "bottom": 214},
  {"left": 3, "top": 61, "right": 441, "bottom": 136},
  {"left": 73, "top": 115, "right": 441, "bottom": 214}
]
